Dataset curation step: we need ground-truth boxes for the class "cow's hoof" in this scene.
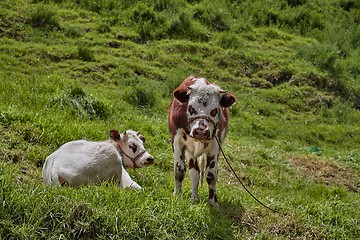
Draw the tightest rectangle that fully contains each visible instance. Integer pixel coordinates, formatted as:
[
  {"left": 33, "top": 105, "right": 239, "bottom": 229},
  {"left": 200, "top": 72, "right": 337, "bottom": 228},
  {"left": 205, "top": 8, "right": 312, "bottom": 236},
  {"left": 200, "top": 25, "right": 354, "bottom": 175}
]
[
  {"left": 190, "top": 194, "right": 199, "bottom": 203},
  {"left": 129, "top": 182, "right": 143, "bottom": 190},
  {"left": 209, "top": 199, "right": 219, "bottom": 207},
  {"left": 173, "top": 187, "right": 182, "bottom": 195}
]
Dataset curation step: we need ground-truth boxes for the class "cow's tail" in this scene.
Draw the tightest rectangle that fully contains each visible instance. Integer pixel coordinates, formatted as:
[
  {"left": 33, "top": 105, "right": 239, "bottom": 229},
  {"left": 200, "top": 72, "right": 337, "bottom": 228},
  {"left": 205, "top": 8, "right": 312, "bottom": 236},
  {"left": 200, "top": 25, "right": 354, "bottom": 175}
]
[{"left": 199, "top": 154, "right": 206, "bottom": 188}]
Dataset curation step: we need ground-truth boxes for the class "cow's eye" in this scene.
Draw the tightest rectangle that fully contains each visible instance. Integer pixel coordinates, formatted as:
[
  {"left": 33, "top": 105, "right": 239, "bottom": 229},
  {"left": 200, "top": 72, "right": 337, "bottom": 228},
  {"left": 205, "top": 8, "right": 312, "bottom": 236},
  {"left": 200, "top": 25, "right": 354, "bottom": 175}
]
[
  {"left": 129, "top": 143, "right": 137, "bottom": 153},
  {"left": 210, "top": 109, "right": 218, "bottom": 117},
  {"left": 188, "top": 106, "right": 197, "bottom": 115}
]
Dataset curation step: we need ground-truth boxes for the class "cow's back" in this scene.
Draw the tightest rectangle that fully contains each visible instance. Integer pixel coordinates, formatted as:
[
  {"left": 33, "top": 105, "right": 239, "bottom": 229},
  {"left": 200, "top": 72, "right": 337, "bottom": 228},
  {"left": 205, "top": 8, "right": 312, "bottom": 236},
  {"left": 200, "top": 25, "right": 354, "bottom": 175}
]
[
  {"left": 42, "top": 140, "right": 123, "bottom": 186},
  {"left": 168, "top": 98, "right": 188, "bottom": 142}
]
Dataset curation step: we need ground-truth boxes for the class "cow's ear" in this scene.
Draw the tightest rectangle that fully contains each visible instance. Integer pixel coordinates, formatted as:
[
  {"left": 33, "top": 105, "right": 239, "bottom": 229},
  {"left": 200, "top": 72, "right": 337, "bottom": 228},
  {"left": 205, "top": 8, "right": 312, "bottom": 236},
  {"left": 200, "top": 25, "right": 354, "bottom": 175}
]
[
  {"left": 110, "top": 129, "right": 121, "bottom": 141},
  {"left": 174, "top": 88, "right": 189, "bottom": 103},
  {"left": 138, "top": 135, "right": 146, "bottom": 143},
  {"left": 220, "top": 93, "right": 236, "bottom": 108},
  {"left": 136, "top": 132, "right": 146, "bottom": 142}
]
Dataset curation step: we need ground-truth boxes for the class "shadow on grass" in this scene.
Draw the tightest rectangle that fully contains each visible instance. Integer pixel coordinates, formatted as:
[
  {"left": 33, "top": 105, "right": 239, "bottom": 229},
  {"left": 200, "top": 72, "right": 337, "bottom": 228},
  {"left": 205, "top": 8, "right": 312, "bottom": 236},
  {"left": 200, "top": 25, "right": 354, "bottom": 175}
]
[
  {"left": 209, "top": 197, "right": 249, "bottom": 237},
  {"left": 216, "top": 197, "right": 245, "bottom": 221}
]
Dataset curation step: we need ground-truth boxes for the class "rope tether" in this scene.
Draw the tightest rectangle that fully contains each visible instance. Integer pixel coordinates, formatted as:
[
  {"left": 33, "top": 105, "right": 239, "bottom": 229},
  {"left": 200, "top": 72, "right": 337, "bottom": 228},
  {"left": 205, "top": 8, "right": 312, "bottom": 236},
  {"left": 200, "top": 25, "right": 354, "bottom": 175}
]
[{"left": 215, "top": 136, "right": 286, "bottom": 215}]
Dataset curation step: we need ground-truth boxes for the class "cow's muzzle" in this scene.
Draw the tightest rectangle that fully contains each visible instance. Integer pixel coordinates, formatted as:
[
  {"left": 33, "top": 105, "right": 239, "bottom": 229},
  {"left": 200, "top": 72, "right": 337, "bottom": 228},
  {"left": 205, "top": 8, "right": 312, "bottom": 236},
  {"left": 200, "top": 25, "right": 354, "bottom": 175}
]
[
  {"left": 191, "top": 120, "right": 210, "bottom": 140},
  {"left": 189, "top": 115, "right": 218, "bottom": 141},
  {"left": 143, "top": 156, "right": 154, "bottom": 166}
]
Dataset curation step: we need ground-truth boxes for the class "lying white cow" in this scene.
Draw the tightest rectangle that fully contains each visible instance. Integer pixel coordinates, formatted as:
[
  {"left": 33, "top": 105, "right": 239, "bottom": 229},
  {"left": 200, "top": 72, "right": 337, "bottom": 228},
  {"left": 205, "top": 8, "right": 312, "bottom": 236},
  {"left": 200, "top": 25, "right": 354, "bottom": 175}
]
[{"left": 42, "top": 129, "right": 154, "bottom": 189}]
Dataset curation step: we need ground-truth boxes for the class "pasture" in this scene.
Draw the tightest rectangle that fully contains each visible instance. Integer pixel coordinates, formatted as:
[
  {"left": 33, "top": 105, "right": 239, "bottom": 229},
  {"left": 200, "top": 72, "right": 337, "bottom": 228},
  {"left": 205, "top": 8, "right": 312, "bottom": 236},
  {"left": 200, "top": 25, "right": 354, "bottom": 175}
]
[{"left": 1, "top": 0, "right": 359, "bottom": 239}]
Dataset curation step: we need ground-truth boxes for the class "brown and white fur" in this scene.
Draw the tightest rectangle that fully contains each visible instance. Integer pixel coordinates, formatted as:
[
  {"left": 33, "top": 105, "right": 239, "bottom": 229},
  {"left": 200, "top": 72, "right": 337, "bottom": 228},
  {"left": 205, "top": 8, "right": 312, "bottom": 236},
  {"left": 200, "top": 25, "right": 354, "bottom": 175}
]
[
  {"left": 42, "top": 130, "right": 154, "bottom": 189},
  {"left": 168, "top": 76, "right": 236, "bottom": 206}
]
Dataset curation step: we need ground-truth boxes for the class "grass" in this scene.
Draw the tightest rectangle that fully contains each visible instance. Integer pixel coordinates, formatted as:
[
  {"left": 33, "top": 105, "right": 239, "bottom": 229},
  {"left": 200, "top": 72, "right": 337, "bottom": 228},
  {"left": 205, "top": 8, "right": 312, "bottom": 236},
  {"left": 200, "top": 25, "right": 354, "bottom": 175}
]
[{"left": 1, "top": 0, "right": 359, "bottom": 239}]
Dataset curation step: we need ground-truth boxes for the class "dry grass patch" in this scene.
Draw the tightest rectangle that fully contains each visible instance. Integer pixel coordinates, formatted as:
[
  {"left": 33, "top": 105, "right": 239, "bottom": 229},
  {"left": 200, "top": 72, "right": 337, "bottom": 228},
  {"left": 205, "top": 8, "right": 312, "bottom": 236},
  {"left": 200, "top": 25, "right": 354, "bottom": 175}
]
[{"left": 289, "top": 155, "right": 360, "bottom": 193}]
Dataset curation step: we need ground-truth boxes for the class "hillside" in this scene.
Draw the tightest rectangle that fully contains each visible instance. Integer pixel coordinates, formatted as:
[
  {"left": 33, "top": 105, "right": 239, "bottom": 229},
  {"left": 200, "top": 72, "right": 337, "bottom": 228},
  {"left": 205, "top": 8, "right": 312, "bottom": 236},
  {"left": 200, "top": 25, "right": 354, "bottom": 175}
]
[{"left": 1, "top": 0, "right": 359, "bottom": 239}]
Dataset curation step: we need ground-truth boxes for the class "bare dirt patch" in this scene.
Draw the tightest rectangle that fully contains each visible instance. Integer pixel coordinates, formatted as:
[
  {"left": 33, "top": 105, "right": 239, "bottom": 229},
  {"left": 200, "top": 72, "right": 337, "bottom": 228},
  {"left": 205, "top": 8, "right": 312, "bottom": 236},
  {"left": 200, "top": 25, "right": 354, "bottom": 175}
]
[{"left": 289, "top": 155, "right": 360, "bottom": 193}]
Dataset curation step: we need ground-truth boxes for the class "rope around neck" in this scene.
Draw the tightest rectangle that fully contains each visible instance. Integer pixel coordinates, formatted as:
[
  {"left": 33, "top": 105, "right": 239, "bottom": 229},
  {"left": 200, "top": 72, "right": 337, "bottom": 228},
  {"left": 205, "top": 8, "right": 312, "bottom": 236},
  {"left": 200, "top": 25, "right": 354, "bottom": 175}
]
[
  {"left": 117, "top": 143, "right": 147, "bottom": 168},
  {"left": 215, "top": 136, "right": 286, "bottom": 215}
]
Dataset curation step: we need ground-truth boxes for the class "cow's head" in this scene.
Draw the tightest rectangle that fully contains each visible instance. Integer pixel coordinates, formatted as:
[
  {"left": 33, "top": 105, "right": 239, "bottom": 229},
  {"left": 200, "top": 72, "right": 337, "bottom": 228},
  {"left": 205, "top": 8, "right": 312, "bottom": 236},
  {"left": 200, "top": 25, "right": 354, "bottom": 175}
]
[
  {"left": 174, "top": 77, "right": 236, "bottom": 141},
  {"left": 110, "top": 129, "right": 154, "bottom": 168}
]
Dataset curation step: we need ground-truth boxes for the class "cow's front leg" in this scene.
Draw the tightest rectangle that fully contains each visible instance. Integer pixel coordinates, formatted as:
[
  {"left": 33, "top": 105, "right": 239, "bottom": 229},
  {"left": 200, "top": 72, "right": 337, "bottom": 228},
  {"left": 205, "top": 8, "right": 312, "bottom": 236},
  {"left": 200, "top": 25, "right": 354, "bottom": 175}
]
[
  {"left": 189, "top": 157, "right": 200, "bottom": 201},
  {"left": 206, "top": 154, "right": 219, "bottom": 207},
  {"left": 119, "top": 165, "right": 142, "bottom": 190},
  {"left": 173, "top": 146, "right": 186, "bottom": 195}
]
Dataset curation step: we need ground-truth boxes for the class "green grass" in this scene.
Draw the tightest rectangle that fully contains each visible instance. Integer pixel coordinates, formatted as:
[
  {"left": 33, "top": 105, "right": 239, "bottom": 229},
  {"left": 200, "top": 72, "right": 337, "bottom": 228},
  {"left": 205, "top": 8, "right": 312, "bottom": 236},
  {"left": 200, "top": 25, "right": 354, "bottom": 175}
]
[{"left": 1, "top": 0, "right": 360, "bottom": 239}]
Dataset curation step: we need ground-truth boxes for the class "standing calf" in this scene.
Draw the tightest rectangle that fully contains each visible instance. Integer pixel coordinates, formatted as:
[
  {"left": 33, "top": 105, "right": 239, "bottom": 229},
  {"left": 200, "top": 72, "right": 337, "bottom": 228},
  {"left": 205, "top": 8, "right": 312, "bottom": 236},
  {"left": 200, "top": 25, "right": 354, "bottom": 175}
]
[
  {"left": 42, "top": 129, "right": 154, "bottom": 189},
  {"left": 168, "top": 76, "right": 236, "bottom": 206}
]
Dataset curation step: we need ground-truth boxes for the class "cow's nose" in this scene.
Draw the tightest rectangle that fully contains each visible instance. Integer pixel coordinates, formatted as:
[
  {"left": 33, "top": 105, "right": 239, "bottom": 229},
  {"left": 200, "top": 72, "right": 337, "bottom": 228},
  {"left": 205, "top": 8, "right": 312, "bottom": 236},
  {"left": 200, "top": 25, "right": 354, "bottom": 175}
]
[
  {"left": 198, "top": 120, "right": 207, "bottom": 129},
  {"left": 193, "top": 128, "right": 210, "bottom": 140},
  {"left": 147, "top": 156, "right": 154, "bottom": 164}
]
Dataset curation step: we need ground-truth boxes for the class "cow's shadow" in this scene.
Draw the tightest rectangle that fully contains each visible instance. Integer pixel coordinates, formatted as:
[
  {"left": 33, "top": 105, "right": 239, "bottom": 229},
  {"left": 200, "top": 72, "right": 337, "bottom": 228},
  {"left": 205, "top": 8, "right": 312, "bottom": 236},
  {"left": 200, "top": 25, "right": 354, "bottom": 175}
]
[
  {"left": 211, "top": 197, "right": 245, "bottom": 221},
  {"left": 205, "top": 196, "right": 248, "bottom": 238}
]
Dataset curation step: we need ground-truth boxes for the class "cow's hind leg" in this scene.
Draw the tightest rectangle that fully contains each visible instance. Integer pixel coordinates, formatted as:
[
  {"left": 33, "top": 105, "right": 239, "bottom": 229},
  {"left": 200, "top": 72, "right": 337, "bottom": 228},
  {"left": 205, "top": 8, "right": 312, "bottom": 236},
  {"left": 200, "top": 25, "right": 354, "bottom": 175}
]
[
  {"left": 206, "top": 154, "right": 219, "bottom": 207},
  {"left": 173, "top": 146, "right": 186, "bottom": 195}
]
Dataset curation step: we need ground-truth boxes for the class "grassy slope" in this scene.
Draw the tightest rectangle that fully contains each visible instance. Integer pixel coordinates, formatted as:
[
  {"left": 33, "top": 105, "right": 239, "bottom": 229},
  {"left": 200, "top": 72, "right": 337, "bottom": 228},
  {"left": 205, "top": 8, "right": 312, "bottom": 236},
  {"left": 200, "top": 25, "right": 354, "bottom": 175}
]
[{"left": 1, "top": 0, "right": 359, "bottom": 239}]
